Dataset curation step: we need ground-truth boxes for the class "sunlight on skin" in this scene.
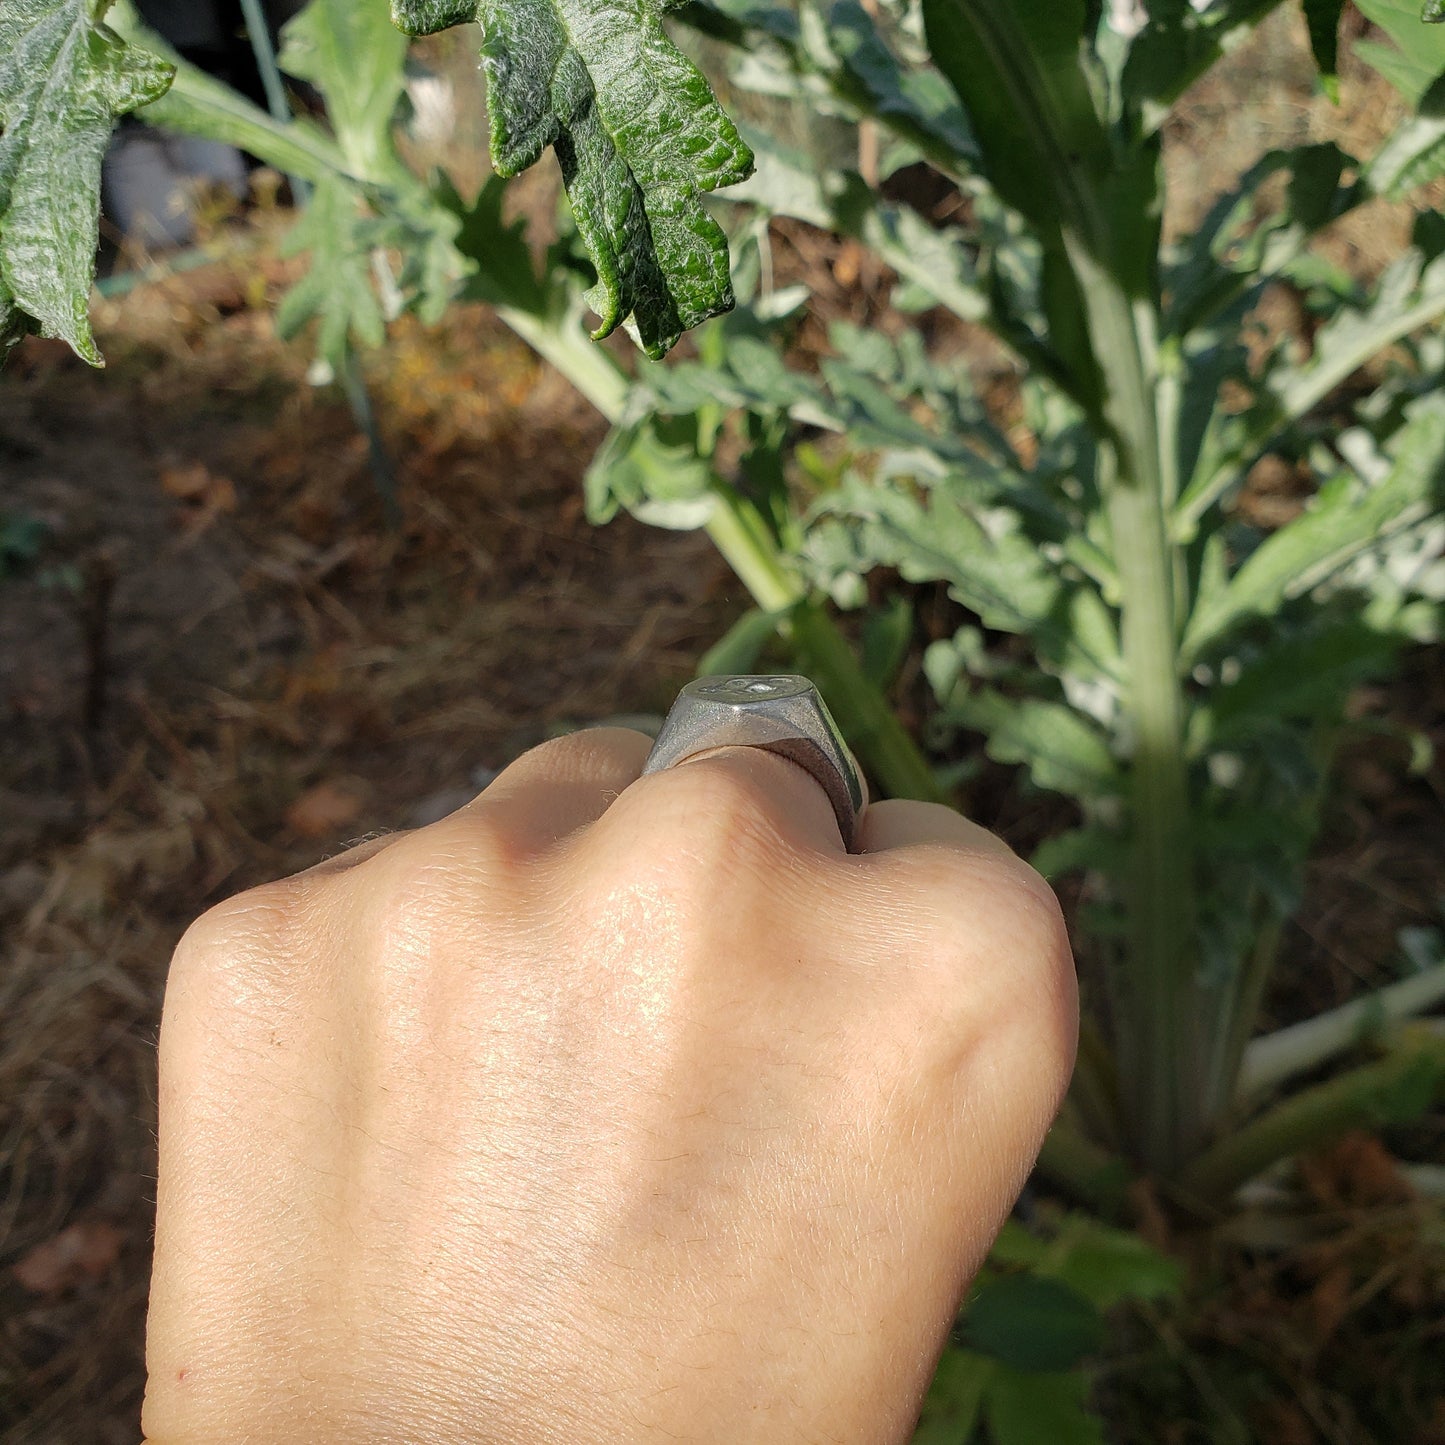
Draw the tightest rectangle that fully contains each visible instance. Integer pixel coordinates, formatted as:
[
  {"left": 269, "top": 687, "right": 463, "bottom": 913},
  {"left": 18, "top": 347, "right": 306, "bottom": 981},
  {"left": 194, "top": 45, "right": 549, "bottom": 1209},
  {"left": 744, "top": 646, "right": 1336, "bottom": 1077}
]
[{"left": 142, "top": 729, "right": 1076, "bottom": 1444}]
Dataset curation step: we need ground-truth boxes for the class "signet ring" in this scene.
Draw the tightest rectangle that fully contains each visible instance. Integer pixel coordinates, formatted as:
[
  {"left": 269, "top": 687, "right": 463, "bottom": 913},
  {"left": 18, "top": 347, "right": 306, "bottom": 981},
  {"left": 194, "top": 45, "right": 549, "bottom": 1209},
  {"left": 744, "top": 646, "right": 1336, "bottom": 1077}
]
[{"left": 642, "top": 675, "right": 868, "bottom": 851}]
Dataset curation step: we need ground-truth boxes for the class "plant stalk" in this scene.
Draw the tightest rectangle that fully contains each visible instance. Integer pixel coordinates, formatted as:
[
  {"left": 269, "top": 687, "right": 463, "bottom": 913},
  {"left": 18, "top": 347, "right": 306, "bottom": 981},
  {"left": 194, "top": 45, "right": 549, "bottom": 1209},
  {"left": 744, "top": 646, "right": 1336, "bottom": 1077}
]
[
  {"left": 1070, "top": 243, "right": 1200, "bottom": 1174},
  {"left": 1239, "top": 957, "right": 1445, "bottom": 1098},
  {"left": 1178, "top": 1029, "right": 1445, "bottom": 1204},
  {"left": 500, "top": 307, "right": 948, "bottom": 803}
]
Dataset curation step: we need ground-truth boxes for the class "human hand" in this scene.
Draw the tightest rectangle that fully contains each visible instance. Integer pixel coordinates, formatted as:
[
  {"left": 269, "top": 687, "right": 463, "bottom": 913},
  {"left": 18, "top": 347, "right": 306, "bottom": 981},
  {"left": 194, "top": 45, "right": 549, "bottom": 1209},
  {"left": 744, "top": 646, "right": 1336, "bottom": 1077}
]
[{"left": 142, "top": 728, "right": 1076, "bottom": 1444}]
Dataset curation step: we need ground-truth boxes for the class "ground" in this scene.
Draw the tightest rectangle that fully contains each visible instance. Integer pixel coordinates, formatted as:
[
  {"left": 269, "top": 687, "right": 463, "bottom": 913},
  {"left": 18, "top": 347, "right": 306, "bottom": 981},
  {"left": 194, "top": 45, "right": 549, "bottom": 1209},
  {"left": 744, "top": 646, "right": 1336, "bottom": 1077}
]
[{"left": 1, "top": 6, "right": 1444, "bottom": 1444}]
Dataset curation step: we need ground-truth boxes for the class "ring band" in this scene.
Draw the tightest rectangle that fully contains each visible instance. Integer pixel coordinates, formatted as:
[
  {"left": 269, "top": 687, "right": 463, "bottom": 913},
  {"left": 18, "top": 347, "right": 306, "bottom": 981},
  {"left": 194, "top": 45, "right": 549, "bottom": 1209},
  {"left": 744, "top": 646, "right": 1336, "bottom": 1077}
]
[{"left": 642, "top": 675, "right": 868, "bottom": 851}]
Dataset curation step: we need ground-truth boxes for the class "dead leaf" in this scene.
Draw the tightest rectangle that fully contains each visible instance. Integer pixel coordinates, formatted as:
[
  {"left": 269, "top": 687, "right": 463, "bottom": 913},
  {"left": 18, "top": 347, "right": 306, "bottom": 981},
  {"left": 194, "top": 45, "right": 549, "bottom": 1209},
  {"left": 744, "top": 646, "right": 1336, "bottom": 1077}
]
[
  {"left": 1301, "top": 1131, "right": 1413, "bottom": 1208},
  {"left": 12, "top": 1221, "right": 124, "bottom": 1295},
  {"left": 284, "top": 779, "right": 366, "bottom": 839},
  {"left": 832, "top": 239, "right": 863, "bottom": 288},
  {"left": 159, "top": 462, "right": 238, "bottom": 539},
  {"left": 160, "top": 461, "right": 234, "bottom": 507}
]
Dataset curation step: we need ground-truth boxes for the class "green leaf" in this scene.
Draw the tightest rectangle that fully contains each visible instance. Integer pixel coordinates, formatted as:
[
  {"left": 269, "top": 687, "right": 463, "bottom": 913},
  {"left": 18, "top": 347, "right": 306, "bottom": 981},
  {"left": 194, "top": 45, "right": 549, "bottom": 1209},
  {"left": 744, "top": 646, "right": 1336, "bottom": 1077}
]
[
  {"left": 911, "top": 1348, "right": 993, "bottom": 1444},
  {"left": 1179, "top": 249, "right": 1445, "bottom": 525},
  {"left": 1164, "top": 142, "right": 1360, "bottom": 338},
  {"left": 860, "top": 595, "right": 913, "bottom": 689},
  {"left": 987, "top": 1215, "right": 1183, "bottom": 1309},
  {"left": 585, "top": 406, "right": 716, "bottom": 527},
  {"left": 439, "top": 170, "right": 548, "bottom": 313},
  {"left": 393, "top": 0, "right": 476, "bottom": 27},
  {"left": 1030, "top": 825, "right": 1128, "bottom": 880},
  {"left": 1047, "top": 1223, "right": 1184, "bottom": 1310},
  {"left": 921, "top": 0, "right": 1107, "bottom": 240},
  {"left": 984, "top": 1366, "right": 1106, "bottom": 1445},
  {"left": 799, "top": 0, "right": 976, "bottom": 171},
  {"left": 1302, "top": 0, "right": 1344, "bottom": 100},
  {"left": 953, "top": 689, "right": 1122, "bottom": 800},
  {"left": 1355, "top": 0, "right": 1445, "bottom": 101},
  {"left": 961, "top": 1276, "right": 1105, "bottom": 1372},
  {"left": 279, "top": 0, "right": 409, "bottom": 179},
  {"left": 0, "top": 0, "right": 174, "bottom": 364},
  {"left": 1201, "top": 617, "right": 1408, "bottom": 744},
  {"left": 395, "top": 0, "right": 753, "bottom": 359},
  {"left": 1183, "top": 399, "right": 1445, "bottom": 658},
  {"left": 275, "top": 176, "right": 388, "bottom": 370},
  {"left": 1368, "top": 97, "right": 1445, "bottom": 198}
]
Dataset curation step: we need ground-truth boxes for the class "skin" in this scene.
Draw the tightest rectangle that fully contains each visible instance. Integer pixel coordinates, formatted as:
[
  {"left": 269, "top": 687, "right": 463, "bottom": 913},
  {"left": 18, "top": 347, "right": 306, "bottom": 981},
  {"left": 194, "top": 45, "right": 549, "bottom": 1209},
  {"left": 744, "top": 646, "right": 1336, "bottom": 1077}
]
[{"left": 142, "top": 728, "right": 1077, "bottom": 1444}]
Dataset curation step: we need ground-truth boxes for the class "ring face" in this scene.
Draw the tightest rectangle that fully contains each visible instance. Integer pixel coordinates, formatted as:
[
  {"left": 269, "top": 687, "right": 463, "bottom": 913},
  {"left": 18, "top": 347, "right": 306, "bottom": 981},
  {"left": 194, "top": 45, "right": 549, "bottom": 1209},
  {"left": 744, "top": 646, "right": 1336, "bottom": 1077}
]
[
  {"left": 643, "top": 674, "right": 867, "bottom": 851},
  {"left": 688, "top": 675, "right": 815, "bottom": 704}
]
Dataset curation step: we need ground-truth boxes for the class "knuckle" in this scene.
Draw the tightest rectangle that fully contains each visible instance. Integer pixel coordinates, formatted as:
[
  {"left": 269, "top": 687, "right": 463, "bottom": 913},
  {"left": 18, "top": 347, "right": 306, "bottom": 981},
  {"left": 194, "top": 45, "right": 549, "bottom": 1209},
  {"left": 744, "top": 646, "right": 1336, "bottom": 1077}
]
[
  {"left": 167, "top": 880, "right": 308, "bottom": 1013},
  {"left": 889, "top": 846, "right": 1077, "bottom": 1029},
  {"left": 172, "top": 881, "right": 297, "bottom": 963},
  {"left": 354, "top": 811, "right": 526, "bottom": 936},
  {"left": 630, "top": 761, "right": 793, "bottom": 880}
]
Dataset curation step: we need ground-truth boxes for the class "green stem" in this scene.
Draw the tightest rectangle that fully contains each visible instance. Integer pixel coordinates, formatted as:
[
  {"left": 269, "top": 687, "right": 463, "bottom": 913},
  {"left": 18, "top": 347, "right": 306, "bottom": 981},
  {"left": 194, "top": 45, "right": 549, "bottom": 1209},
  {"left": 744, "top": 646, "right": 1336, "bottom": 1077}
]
[
  {"left": 111, "top": 6, "right": 359, "bottom": 188},
  {"left": 704, "top": 486, "right": 803, "bottom": 615},
  {"left": 790, "top": 599, "right": 951, "bottom": 804},
  {"left": 1178, "top": 1029, "right": 1445, "bottom": 1204},
  {"left": 498, "top": 304, "right": 628, "bottom": 420},
  {"left": 237, "top": 0, "right": 290, "bottom": 125},
  {"left": 1239, "top": 958, "right": 1445, "bottom": 1099},
  {"left": 1207, "top": 908, "right": 1284, "bottom": 1117},
  {"left": 501, "top": 310, "right": 947, "bottom": 803},
  {"left": 1074, "top": 250, "right": 1199, "bottom": 1174}
]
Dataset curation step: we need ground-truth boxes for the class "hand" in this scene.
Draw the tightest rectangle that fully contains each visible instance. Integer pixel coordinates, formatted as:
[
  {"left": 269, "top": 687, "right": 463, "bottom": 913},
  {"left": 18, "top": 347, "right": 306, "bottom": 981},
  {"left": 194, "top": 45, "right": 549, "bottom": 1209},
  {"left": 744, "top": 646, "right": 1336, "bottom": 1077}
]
[{"left": 142, "top": 729, "right": 1076, "bottom": 1444}]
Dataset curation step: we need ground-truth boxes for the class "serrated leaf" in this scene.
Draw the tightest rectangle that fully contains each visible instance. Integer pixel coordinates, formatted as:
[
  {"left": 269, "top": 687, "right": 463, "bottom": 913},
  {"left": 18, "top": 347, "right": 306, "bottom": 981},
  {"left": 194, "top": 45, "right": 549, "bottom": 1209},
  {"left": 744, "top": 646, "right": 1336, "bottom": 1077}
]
[
  {"left": 738, "top": 137, "right": 989, "bottom": 324},
  {"left": 1164, "top": 143, "right": 1360, "bottom": 338},
  {"left": 1179, "top": 249, "right": 1445, "bottom": 524},
  {"left": 984, "top": 1366, "right": 1106, "bottom": 1445},
  {"left": 953, "top": 689, "right": 1121, "bottom": 800},
  {"left": 1183, "top": 400, "right": 1445, "bottom": 659},
  {"left": 279, "top": 0, "right": 409, "bottom": 178},
  {"left": 439, "top": 170, "right": 547, "bottom": 312},
  {"left": 276, "top": 176, "right": 387, "bottom": 369},
  {"left": 960, "top": 1276, "right": 1104, "bottom": 1372},
  {"left": 395, "top": 0, "right": 753, "bottom": 359},
  {"left": 804, "top": 482, "right": 1066, "bottom": 644},
  {"left": 1368, "top": 103, "right": 1445, "bottom": 198},
  {"left": 1202, "top": 617, "right": 1407, "bottom": 744},
  {"left": 800, "top": 0, "right": 976, "bottom": 170},
  {"left": 0, "top": 0, "right": 174, "bottom": 364}
]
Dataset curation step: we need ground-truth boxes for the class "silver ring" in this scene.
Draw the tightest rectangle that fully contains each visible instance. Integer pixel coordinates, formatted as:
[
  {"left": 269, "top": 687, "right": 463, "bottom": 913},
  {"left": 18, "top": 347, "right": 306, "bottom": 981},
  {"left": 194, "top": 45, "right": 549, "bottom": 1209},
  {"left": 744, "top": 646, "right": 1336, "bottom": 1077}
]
[{"left": 642, "top": 675, "right": 868, "bottom": 851}]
